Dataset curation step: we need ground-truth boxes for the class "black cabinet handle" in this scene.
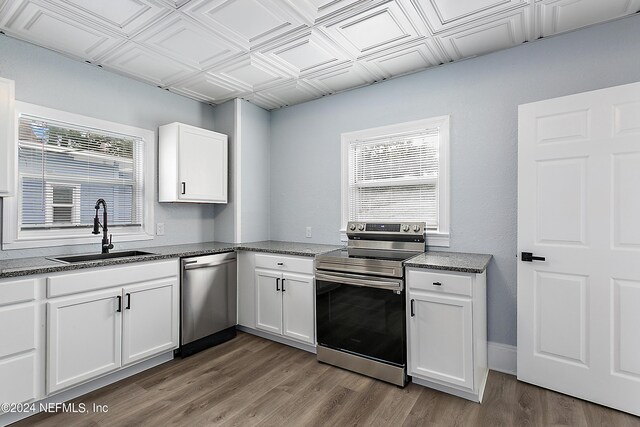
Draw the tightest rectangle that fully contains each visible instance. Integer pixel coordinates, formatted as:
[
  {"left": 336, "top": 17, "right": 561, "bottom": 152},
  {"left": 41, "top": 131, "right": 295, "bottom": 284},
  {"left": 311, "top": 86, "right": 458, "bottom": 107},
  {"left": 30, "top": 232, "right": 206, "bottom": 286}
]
[
  {"left": 277, "top": 262, "right": 284, "bottom": 266},
  {"left": 433, "top": 282, "right": 442, "bottom": 286},
  {"left": 126, "top": 293, "right": 131, "bottom": 310},
  {"left": 276, "top": 278, "right": 280, "bottom": 291},
  {"left": 410, "top": 299, "right": 415, "bottom": 317},
  {"left": 521, "top": 252, "right": 546, "bottom": 262},
  {"left": 282, "top": 278, "right": 286, "bottom": 292},
  {"left": 116, "top": 295, "right": 122, "bottom": 313},
  {"left": 181, "top": 182, "right": 186, "bottom": 195}
]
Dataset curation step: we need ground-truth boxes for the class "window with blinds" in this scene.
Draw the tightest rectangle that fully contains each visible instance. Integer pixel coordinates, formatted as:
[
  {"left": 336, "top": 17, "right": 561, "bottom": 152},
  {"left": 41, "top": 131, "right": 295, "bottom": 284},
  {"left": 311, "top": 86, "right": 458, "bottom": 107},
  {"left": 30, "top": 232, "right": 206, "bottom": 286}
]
[
  {"left": 347, "top": 128, "right": 441, "bottom": 229},
  {"left": 17, "top": 114, "right": 145, "bottom": 231}
]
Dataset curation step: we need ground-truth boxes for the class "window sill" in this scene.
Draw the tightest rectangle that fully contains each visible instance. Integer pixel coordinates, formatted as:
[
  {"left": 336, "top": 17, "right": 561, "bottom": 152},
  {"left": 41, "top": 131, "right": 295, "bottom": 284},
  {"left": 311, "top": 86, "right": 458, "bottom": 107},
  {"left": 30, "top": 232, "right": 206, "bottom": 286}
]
[
  {"left": 339, "top": 229, "right": 450, "bottom": 248},
  {"left": 2, "top": 230, "right": 154, "bottom": 250}
]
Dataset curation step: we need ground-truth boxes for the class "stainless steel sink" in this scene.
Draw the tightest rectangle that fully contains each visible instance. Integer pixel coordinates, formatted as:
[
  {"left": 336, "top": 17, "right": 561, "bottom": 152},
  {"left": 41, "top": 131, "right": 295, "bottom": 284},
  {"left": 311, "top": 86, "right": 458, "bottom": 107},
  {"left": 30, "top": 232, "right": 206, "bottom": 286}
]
[{"left": 49, "top": 250, "right": 156, "bottom": 264}]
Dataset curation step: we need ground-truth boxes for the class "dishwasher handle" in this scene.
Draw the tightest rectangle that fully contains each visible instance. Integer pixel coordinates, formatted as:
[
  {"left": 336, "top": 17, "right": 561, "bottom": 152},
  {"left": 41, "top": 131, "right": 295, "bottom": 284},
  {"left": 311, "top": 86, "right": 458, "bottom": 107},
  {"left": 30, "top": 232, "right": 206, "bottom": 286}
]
[{"left": 183, "top": 258, "right": 236, "bottom": 270}]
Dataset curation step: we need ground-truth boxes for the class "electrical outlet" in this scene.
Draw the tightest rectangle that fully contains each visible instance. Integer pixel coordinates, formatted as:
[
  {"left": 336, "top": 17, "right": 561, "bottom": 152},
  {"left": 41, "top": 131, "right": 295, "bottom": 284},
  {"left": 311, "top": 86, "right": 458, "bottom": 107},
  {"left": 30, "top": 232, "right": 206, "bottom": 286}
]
[
  {"left": 305, "top": 226, "right": 312, "bottom": 238},
  {"left": 156, "top": 223, "right": 165, "bottom": 236}
]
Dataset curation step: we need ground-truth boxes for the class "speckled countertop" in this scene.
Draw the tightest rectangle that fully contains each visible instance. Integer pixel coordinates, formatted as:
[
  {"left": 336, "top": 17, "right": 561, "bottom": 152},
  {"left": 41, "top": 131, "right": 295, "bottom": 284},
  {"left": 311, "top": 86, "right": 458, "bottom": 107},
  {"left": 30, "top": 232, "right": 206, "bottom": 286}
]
[
  {"left": 404, "top": 251, "right": 492, "bottom": 273},
  {"left": 0, "top": 241, "right": 343, "bottom": 279}
]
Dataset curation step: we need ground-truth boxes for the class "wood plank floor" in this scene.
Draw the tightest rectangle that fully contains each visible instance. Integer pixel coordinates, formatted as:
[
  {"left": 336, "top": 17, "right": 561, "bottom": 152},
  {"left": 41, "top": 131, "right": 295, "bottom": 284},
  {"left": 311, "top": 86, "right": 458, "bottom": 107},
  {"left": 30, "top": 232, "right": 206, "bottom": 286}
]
[{"left": 16, "top": 332, "right": 640, "bottom": 427}]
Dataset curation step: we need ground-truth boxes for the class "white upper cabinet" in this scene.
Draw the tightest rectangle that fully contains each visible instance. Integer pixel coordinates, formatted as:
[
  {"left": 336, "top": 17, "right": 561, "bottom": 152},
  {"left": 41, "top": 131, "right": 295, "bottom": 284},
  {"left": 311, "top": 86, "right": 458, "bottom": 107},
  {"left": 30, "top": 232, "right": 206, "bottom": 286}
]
[
  {"left": 0, "top": 77, "right": 15, "bottom": 197},
  {"left": 158, "top": 122, "right": 228, "bottom": 203}
]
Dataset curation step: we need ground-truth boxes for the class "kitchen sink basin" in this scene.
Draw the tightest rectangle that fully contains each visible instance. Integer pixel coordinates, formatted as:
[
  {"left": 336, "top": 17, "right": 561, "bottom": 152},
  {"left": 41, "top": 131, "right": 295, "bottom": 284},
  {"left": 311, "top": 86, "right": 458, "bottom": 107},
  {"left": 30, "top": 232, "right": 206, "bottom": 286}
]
[{"left": 49, "top": 250, "right": 156, "bottom": 264}]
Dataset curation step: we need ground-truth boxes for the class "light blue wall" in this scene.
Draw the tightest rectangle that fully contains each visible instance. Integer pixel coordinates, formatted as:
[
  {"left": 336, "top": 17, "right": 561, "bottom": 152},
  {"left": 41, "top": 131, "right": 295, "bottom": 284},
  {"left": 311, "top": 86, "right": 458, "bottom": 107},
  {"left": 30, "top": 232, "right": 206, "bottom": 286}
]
[
  {"left": 239, "top": 100, "right": 270, "bottom": 243},
  {"left": 269, "top": 15, "right": 640, "bottom": 346},
  {"left": 0, "top": 34, "right": 217, "bottom": 259}
]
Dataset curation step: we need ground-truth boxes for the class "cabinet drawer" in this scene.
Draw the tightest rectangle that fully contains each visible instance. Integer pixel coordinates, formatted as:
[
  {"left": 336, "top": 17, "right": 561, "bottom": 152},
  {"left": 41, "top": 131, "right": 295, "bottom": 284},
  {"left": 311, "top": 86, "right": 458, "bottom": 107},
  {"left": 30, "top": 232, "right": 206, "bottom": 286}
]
[
  {"left": 407, "top": 269, "right": 472, "bottom": 297},
  {"left": 0, "top": 278, "right": 36, "bottom": 306},
  {"left": 255, "top": 253, "right": 313, "bottom": 274},
  {"left": 0, "top": 304, "right": 36, "bottom": 358},
  {"left": 0, "top": 353, "right": 37, "bottom": 408},
  {"left": 47, "top": 259, "right": 178, "bottom": 298}
]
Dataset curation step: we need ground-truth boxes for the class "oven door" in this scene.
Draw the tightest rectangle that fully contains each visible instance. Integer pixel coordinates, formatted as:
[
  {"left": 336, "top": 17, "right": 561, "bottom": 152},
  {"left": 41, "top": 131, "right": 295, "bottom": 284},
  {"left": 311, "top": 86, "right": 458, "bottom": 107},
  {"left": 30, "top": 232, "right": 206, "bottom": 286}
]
[{"left": 315, "top": 271, "right": 406, "bottom": 366}]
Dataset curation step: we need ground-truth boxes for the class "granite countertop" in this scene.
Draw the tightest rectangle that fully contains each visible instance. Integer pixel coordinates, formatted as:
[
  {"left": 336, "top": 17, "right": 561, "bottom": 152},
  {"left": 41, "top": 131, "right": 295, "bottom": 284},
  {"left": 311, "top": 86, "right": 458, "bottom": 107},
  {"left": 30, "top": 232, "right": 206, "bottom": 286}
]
[
  {"left": 404, "top": 251, "right": 492, "bottom": 273},
  {"left": 237, "top": 241, "right": 342, "bottom": 257},
  {"left": 0, "top": 241, "right": 343, "bottom": 279}
]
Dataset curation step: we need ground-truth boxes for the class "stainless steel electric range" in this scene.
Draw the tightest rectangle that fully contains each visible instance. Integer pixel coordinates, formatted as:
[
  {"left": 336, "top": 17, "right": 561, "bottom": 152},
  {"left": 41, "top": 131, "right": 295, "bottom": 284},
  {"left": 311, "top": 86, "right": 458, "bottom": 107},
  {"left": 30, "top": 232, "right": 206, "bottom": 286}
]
[{"left": 315, "top": 221, "right": 425, "bottom": 386}]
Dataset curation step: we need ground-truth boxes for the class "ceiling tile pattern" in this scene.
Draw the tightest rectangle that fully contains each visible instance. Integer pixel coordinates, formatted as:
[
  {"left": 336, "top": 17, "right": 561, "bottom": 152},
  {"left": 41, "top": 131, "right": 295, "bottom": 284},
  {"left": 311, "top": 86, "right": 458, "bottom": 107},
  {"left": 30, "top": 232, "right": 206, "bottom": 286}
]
[{"left": 0, "top": 0, "right": 637, "bottom": 109}]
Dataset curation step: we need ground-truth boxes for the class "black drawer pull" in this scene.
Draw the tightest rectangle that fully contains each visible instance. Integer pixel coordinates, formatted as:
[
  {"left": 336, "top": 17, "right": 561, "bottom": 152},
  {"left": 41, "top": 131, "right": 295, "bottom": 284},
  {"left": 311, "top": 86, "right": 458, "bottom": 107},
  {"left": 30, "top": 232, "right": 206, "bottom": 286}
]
[
  {"left": 126, "top": 293, "right": 131, "bottom": 310},
  {"left": 276, "top": 278, "right": 280, "bottom": 291},
  {"left": 181, "top": 182, "right": 186, "bottom": 195},
  {"left": 282, "top": 278, "right": 286, "bottom": 292},
  {"left": 277, "top": 262, "right": 284, "bottom": 266},
  {"left": 116, "top": 295, "right": 122, "bottom": 313},
  {"left": 433, "top": 282, "right": 442, "bottom": 286},
  {"left": 410, "top": 299, "right": 415, "bottom": 317}
]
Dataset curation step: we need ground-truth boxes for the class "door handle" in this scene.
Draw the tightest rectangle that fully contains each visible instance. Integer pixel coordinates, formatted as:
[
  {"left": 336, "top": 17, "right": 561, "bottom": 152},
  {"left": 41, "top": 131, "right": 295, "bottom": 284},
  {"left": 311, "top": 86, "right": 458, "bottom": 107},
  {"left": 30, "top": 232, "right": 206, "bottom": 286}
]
[
  {"left": 126, "top": 293, "right": 131, "bottom": 310},
  {"left": 521, "top": 252, "right": 546, "bottom": 262},
  {"left": 276, "top": 277, "right": 280, "bottom": 291},
  {"left": 282, "top": 278, "right": 286, "bottom": 292},
  {"left": 410, "top": 299, "right": 415, "bottom": 317},
  {"left": 181, "top": 182, "right": 186, "bottom": 195},
  {"left": 116, "top": 295, "right": 122, "bottom": 313}
]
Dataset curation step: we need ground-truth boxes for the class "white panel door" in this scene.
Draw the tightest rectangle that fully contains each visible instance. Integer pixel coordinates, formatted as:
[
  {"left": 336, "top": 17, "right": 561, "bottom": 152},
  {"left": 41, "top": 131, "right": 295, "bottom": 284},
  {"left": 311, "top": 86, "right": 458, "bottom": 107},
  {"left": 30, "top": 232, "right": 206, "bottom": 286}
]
[
  {"left": 255, "top": 269, "right": 282, "bottom": 335},
  {"left": 518, "top": 81, "right": 640, "bottom": 416},
  {"left": 281, "top": 272, "right": 314, "bottom": 345},
  {"left": 408, "top": 291, "right": 474, "bottom": 390},
  {"left": 122, "top": 278, "right": 179, "bottom": 366},
  {"left": 178, "top": 126, "right": 228, "bottom": 203},
  {"left": 47, "top": 289, "right": 122, "bottom": 394}
]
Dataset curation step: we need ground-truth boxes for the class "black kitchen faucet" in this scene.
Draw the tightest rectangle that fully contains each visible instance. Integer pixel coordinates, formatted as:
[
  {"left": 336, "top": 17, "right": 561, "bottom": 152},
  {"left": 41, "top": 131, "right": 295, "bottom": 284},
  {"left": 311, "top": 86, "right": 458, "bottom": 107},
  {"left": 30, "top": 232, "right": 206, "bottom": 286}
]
[{"left": 92, "top": 198, "right": 114, "bottom": 254}]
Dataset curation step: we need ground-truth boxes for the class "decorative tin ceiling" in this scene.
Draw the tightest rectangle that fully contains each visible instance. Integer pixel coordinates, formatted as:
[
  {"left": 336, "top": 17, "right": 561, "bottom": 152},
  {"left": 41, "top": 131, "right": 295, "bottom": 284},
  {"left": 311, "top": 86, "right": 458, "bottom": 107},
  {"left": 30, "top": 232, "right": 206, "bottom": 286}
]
[{"left": 0, "top": 0, "right": 638, "bottom": 109}]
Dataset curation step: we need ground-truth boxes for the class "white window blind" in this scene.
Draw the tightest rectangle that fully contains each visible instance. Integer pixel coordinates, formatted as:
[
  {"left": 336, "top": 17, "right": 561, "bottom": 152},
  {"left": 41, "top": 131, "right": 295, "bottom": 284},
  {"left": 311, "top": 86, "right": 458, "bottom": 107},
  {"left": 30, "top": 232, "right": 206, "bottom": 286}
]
[
  {"left": 348, "top": 129, "right": 440, "bottom": 228},
  {"left": 17, "top": 114, "right": 145, "bottom": 231}
]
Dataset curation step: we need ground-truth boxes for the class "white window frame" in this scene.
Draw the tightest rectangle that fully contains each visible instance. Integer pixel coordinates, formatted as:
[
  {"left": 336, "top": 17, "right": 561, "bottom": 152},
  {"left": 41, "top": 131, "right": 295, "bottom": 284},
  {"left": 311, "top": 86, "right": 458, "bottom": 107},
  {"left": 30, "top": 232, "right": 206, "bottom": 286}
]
[
  {"left": 341, "top": 116, "right": 450, "bottom": 247},
  {"left": 2, "top": 102, "right": 155, "bottom": 250}
]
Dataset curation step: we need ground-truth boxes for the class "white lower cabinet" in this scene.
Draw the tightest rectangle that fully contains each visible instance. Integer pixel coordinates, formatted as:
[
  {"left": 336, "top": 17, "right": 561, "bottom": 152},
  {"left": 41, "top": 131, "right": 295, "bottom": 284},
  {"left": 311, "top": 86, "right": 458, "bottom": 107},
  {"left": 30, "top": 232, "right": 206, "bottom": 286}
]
[
  {"left": 46, "top": 260, "right": 179, "bottom": 394},
  {"left": 409, "top": 292, "right": 474, "bottom": 390},
  {"left": 255, "top": 269, "right": 283, "bottom": 334},
  {"left": 240, "top": 252, "right": 316, "bottom": 347},
  {"left": 255, "top": 269, "right": 314, "bottom": 345},
  {"left": 281, "top": 272, "right": 315, "bottom": 344},
  {"left": 47, "top": 289, "right": 123, "bottom": 394},
  {"left": 407, "top": 268, "right": 487, "bottom": 402},
  {"left": 0, "top": 277, "right": 41, "bottom": 411},
  {"left": 122, "top": 279, "right": 179, "bottom": 366}
]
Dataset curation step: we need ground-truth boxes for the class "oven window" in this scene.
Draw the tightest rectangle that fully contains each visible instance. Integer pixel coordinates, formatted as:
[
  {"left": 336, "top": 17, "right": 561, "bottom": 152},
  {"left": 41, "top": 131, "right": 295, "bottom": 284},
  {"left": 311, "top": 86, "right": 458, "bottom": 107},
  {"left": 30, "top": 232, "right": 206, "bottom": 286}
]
[{"left": 316, "top": 279, "right": 405, "bottom": 366}]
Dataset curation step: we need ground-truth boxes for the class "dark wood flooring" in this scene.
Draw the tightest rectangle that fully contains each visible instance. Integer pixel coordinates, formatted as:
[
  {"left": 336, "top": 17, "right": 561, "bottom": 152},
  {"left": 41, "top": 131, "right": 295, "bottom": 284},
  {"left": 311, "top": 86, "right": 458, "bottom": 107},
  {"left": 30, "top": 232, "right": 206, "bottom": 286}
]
[{"left": 15, "top": 332, "right": 640, "bottom": 426}]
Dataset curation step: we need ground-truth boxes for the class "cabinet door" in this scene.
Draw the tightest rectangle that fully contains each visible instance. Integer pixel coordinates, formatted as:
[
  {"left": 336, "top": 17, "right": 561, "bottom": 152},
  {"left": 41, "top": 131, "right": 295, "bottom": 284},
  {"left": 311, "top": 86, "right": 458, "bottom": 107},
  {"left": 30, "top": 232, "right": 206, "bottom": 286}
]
[
  {"left": 0, "top": 77, "right": 15, "bottom": 196},
  {"left": 282, "top": 272, "right": 315, "bottom": 345},
  {"left": 178, "top": 126, "right": 227, "bottom": 203},
  {"left": 47, "top": 289, "right": 122, "bottom": 394},
  {"left": 122, "top": 278, "right": 179, "bottom": 366},
  {"left": 255, "top": 269, "right": 282, "bottom": 335},
  {"left": 408, "top": 291, "right": 474, "bottom": 390}
]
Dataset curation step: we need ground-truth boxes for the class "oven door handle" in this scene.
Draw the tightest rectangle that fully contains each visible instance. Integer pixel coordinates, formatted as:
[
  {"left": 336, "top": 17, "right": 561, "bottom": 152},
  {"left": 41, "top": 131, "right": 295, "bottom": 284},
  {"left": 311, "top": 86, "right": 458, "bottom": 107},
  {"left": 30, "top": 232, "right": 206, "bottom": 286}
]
[{"left": 315, "top": 272, "right": 403, "bottom": 292}]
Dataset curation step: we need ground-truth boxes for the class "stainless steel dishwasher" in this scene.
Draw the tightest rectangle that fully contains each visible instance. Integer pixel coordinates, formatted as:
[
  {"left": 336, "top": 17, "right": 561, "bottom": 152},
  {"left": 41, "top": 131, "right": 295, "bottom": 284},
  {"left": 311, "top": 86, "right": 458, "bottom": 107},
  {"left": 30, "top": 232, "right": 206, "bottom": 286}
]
[{"left": 179, "top": 252, "right": 237, "bottom": 357}]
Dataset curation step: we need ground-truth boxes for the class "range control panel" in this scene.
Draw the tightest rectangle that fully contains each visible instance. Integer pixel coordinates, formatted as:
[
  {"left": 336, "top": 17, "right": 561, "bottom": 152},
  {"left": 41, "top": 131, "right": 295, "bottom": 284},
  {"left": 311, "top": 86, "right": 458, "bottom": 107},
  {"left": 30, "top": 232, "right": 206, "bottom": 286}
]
[{"left": 346, "top": 221, "right": 426, "bottom": 234}]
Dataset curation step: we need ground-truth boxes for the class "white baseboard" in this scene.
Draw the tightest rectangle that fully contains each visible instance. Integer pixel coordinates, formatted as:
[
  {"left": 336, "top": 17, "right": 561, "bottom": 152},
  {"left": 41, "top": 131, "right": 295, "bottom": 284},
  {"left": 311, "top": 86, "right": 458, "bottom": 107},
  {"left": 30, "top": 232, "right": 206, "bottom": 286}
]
[{"left": 488, "top": 341, "right": 517, "bottom": 375}]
